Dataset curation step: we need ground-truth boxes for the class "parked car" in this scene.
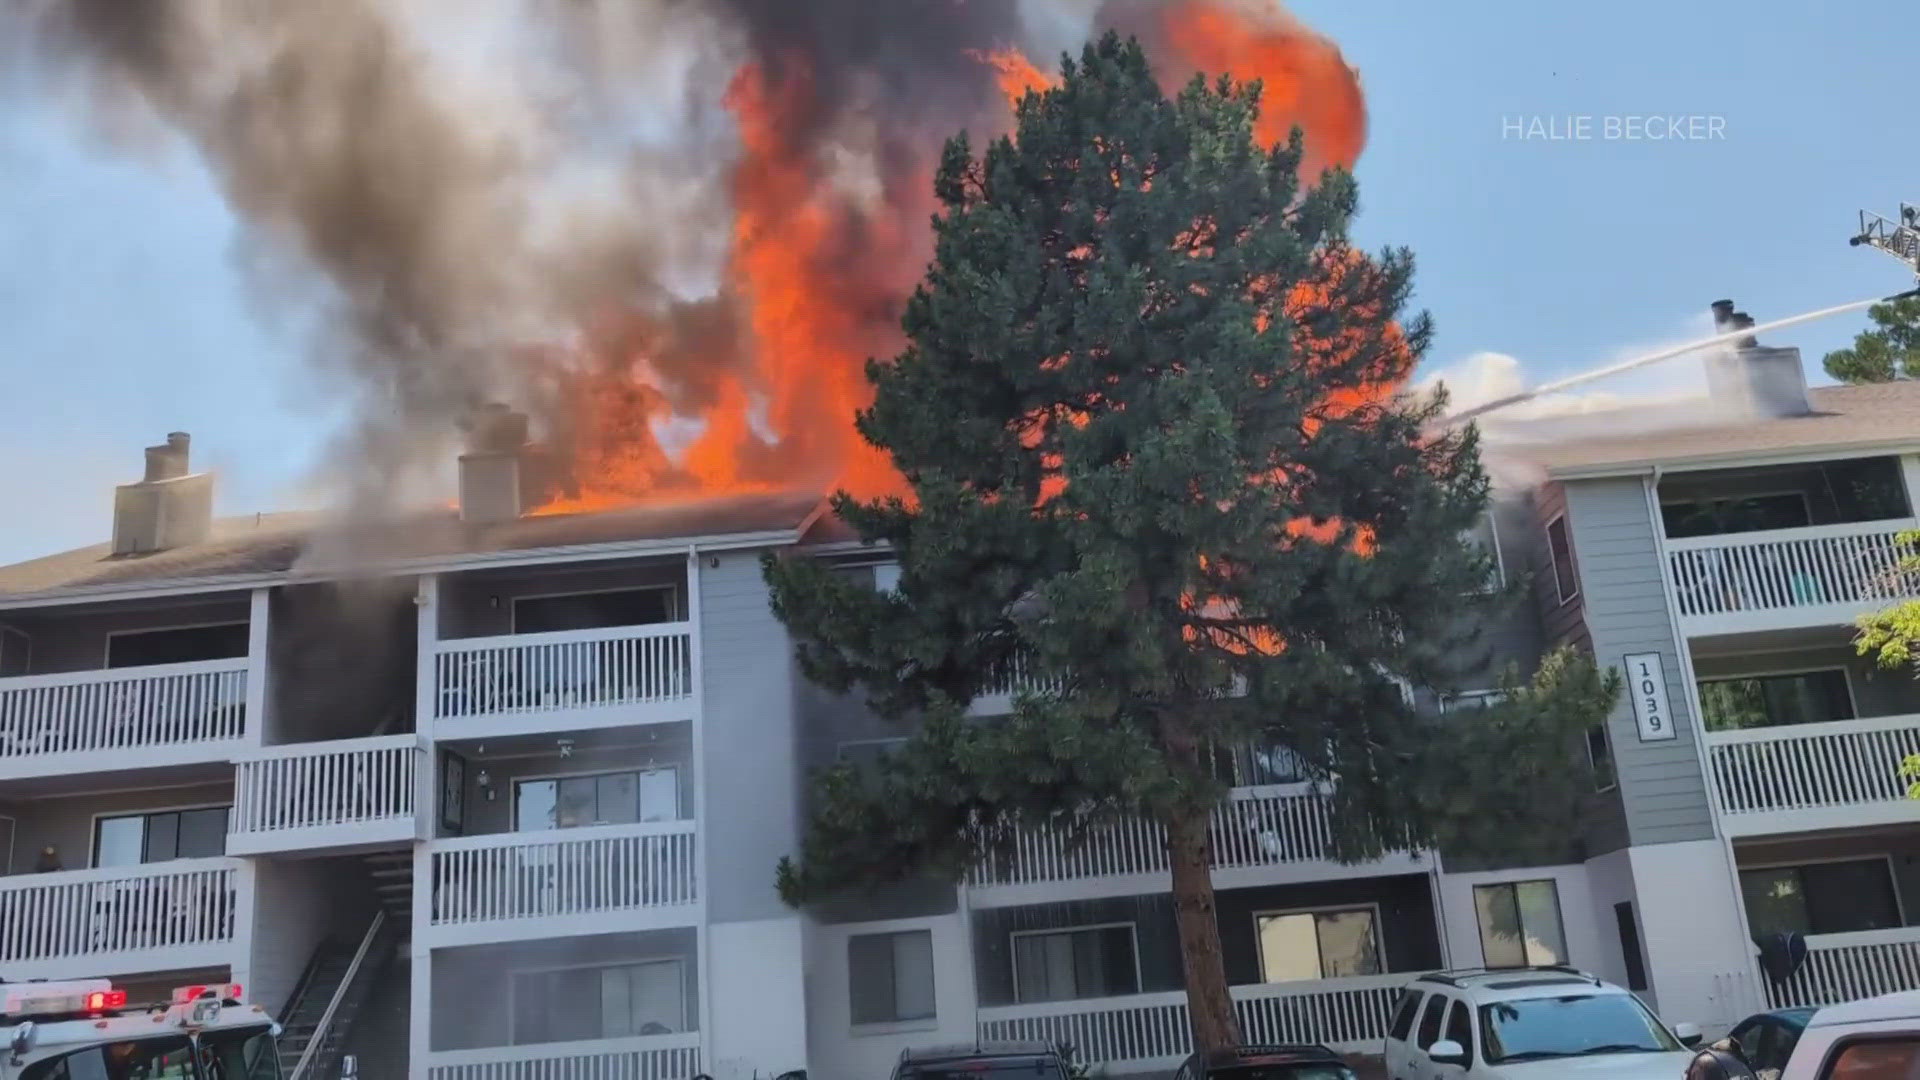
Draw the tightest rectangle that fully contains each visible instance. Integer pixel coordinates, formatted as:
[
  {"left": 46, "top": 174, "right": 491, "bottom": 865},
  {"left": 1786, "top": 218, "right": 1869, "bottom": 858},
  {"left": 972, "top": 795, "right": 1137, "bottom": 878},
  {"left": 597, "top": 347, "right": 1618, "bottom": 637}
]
[
  {"left": 891, "top": 1041, "right": 1074, "bottom": 1080},
  {"left": 1721, "top": 1007, "right": 1816, "bottom": 1079},
  {"left": 1700, "top": 990, "right": 1920, "bottom": 1080},
  {"left": 1171, "top": 1043, "right": 1360, "bottom": 1080},
  {"left": 1382, "top": 966, "right": 1701, "bottom": 1080}
]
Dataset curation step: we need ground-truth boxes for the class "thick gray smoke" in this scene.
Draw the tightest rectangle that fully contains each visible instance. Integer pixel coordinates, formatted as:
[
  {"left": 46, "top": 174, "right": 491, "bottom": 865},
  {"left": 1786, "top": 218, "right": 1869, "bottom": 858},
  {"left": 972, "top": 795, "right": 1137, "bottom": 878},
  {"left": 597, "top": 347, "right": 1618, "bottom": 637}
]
[{"left": 0, "top": 0, "right": 1061, "bottom": 512}]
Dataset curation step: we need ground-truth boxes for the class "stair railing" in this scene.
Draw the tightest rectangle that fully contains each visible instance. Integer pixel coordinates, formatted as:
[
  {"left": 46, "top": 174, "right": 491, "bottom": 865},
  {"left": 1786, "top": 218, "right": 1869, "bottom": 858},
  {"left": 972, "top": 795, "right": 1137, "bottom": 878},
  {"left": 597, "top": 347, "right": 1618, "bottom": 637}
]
[{"left": 291, "top": 909, "right": 387, "bottom": 1080}]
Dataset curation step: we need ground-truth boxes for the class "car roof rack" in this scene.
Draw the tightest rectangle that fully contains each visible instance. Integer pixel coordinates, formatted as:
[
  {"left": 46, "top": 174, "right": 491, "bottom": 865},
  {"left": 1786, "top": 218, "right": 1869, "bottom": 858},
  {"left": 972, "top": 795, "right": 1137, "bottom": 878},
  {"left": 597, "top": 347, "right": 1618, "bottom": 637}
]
[{"left": 1419, "top": 965, "right": 1601, "bottom": 987}]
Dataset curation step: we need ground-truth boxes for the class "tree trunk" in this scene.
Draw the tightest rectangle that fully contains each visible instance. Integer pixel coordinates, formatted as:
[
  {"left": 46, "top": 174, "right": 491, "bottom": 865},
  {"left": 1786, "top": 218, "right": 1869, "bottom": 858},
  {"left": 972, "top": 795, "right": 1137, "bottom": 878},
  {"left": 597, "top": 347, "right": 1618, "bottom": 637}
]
[{"left": 1167, "top": 799, "right": 1240, "bottom": 1052}]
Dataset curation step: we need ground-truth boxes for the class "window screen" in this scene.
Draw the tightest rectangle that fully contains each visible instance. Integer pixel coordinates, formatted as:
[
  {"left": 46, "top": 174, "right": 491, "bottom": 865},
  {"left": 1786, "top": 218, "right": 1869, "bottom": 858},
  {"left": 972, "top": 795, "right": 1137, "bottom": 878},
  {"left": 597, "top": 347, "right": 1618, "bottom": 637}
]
[
  {"left": 1256, "top": 908, "right": 1382, "bottom": 982},
  {"left": 513, "top": 588, "right": 676, "bottom": 634},
  {"left": 106, "top": 623, "right": 248, "bottom": 668},
  {"left": 1546, "top": 517, "right": 1578, "bottom": 604},
  {"left": 849, "top": 930, "right": 936, "bottom": 1024},
  {"left": 1012, "top": 925, "right": 1139, "bottom": 1003},
  {"left": 1698, "top": 669, "right": 1855, "bottom": 732},
  {"left": 1474, "top": 879, "right": 1568, "bottom": 968}
]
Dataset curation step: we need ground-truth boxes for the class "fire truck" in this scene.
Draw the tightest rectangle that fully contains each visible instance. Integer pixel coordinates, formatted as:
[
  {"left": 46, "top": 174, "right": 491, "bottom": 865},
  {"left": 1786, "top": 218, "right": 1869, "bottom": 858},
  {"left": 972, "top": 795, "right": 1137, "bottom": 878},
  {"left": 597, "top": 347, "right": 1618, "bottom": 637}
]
[{"left": 2, "top": 978, "right": 282, "bottom": 1079}]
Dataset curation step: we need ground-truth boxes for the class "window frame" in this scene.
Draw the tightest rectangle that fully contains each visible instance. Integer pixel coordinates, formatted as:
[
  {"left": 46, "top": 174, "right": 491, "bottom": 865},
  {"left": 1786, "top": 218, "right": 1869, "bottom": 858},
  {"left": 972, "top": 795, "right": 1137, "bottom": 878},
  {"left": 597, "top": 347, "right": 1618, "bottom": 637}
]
[
  {"left": 1471, "top": 878, "right": 1570, "bottom": 969},
  {"left": 509, "top": 583, "right": 682, "bottom": 634},
  {"left": 1007, "top": 921, "right": 1145, "bottom": 1004},
  {"left": 1251, "top": 902, "right": 1388, "bottom": 983},
  {"left": 1465, "top": 512, "right": 1507, "bottom": 592},
  {"left": 1388, "top": 989, "right": 1428, "bottom": 1042},
  {"left": 1439, "top": 690, "right": 1507, "bottom": 714},
  {"left": 1544, "top": 515, "right": 1580, "bottom": 606},
  {"left": 102, "top": 620, "right": 250, "bottom": 668},
  {"left": 1737, "top": 854, "right": 1906, "bottom": 936},
  {"left": 1414, "top": 992, "right": 1450, "bottom": 1051},
  {"left": 847, "top": 927, "right": 938, "bottom": 1029},
  {"left": 871, "top": 562, "right": 902, "bottom": 593},
  {"left": 505, "top": 956, "right": 689, "bottom": 1046},
  {"left": 1695, "top": 665, "right": 1859, "bottom": 729},
  {"left": 90, "top": 803, "right": 232, "bottom": 867},
  {"left": 511, "top": 764, "right": 683, "bottom": 832},
  {"left": 1586, "top": 723, "right": 1617, "bottom": 793}
]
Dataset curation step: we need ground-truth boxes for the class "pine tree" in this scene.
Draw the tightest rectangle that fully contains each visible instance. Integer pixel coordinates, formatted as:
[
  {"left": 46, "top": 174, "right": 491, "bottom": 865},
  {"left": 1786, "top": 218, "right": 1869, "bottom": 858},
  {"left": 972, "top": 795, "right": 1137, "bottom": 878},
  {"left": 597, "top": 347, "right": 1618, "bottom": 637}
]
[
  {"left": 1823, "top": 295, "right": 1920, "bottom": 383},
  {"left": 763, "top": 33, "right": 1619, "bottom": 1053}
]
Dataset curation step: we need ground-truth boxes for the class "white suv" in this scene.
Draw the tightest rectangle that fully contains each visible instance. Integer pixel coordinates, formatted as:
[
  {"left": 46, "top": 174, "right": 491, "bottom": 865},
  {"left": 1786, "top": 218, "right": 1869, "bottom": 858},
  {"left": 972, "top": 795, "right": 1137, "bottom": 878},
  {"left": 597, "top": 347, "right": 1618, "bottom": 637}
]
[{"left": 1383, "top": 967, "right": 1701, "bottom": 1080}]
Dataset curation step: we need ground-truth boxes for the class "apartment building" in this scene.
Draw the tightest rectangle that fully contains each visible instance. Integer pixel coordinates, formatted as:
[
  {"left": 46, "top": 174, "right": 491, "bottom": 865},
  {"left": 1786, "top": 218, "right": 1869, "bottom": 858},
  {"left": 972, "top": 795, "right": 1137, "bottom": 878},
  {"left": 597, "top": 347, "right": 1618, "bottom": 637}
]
[{"left": 1, "top": 308, "right": 1916, "bottom": 1079}]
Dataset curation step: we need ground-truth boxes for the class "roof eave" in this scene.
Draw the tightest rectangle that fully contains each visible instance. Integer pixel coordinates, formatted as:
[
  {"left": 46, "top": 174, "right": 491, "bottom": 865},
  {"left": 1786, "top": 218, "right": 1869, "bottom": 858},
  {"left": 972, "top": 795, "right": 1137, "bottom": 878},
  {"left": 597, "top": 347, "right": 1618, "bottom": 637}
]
[
  {"left": 1544, "top": 435, "right": 1920, "bottom": 481},
  {"left": 0, "top": 524, "right": 812, "bottom": 612}
]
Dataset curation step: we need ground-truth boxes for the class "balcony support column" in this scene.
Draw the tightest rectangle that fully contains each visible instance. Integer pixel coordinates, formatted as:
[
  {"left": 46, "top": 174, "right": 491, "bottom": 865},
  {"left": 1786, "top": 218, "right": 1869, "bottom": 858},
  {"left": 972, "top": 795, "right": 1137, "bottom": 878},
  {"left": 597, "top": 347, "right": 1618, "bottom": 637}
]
[{"left": 243, "top": 587, "right": 270, "bottom": 748}]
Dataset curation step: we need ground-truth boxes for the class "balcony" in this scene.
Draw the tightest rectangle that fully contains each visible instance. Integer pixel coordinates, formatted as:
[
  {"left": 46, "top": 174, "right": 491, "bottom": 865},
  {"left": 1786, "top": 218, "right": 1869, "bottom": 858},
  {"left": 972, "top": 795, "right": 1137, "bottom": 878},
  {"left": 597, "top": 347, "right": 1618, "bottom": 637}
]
[
  {"left": 1667, "top": 521, "right": 1920, "bottom": 637},
  {"left": 425, "top": 821, "right": 700, "bottom": 947},
  {"left": 425, "top": 1032, "right": 701, "bottom": 1080},
  {"left": 977, "top": 974, "right": 1404, "bottom": 1074},
  {"left": 431, "top": 622, "right": 695, "bottom": 739},
  {"left": 1762, "top": 927, "right": 1920, "bottom": 1011},
  {"left": 228, "top": 735, "right": 427, "bottom": 856},
  {"left": 1705, "top": 714, "right": 1920, "bottom": 837},
  {"left": 0, "top": 858, "right": 242, "bottom": 980},
  {"left": 967, "top": 786, "right": 1425, "bottom": 907},
  {"left": 0, "top": 658, "right": 250, "bottom": 782}
]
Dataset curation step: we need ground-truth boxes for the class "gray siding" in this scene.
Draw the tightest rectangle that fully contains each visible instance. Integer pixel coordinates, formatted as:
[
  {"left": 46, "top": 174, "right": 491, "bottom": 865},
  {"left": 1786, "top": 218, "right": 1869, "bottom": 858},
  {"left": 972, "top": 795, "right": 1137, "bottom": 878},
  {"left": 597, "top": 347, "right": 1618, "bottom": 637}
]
[
  {"left": 6, "top": 595, "right": 250, "bottom": 675},
  {"left": 437, "top": 735, "right": 696, "bottom": 839},
  {"left": 0, "top": 780, "right": 233, "bottom": 874},
  {"left": 1693, "top": 646, "right": 1920, "bottom": 720},
  {"left": 700, "top": 549, "right": 799, "bottom": 923},
  {"left": 439, "top": 559, "right": 687, "bottom": 639},
  {"left": 429, "top": 929, "right": 698, "bottom": 1051},
  {"left": 1563, "top": 476, "right": 1715, "bottom": 846}
]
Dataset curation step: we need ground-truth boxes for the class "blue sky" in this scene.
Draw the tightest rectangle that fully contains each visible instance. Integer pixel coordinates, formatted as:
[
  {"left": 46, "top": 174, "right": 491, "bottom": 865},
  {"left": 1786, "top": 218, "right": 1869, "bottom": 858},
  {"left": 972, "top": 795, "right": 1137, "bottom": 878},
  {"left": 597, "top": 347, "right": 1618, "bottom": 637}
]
[{"left": 1, "top": 0, "right": 1914, "bottom": 565}]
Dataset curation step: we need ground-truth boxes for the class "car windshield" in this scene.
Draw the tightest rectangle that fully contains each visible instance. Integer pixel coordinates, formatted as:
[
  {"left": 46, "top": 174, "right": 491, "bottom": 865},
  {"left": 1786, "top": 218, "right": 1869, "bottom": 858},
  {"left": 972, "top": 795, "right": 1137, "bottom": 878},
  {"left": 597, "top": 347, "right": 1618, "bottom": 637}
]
[
  {"left": 20, "top": 1026, "right": 281, "bottom": 1080},
  {"left": 1478, "top": 994, "right": 1682, "bottom": 1063},
  {"left": 902, "top": 1061, "right": 1068, "bottom": 1080},
  {"left": 1207, "top": 1065, "right": 1359, "bottom": 1080}
]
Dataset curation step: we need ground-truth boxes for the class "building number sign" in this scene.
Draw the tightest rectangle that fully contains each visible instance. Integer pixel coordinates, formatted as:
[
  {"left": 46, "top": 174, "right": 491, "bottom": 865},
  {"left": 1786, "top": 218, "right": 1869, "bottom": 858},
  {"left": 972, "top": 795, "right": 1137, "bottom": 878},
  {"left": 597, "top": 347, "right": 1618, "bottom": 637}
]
[{"left": 1624, "top": 652, "right": 1677, "bottom": 742}]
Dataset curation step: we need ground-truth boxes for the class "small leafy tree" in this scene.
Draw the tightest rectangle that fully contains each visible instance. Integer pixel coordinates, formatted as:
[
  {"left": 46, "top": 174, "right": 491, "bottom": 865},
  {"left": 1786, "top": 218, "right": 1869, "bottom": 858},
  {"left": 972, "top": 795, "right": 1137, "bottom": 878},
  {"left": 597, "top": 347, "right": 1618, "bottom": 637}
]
[
  {"left": 763, "top": 34, "right": 1619, "bottom": 1052},
  {"left": 1823, "top": 296, "right": 1920, "bottom": 383}
]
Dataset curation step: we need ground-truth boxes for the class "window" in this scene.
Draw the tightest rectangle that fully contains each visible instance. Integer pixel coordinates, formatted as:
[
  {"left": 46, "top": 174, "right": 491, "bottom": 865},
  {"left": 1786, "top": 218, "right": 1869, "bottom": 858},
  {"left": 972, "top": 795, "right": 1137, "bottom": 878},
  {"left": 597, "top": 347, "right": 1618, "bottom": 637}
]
[
  {"left": 94, "top": 807, "right": 229, "bottom": 866},
  {"left": 1445, "top": 998, "right": 1476, "bottom": 1064},
  {"left": 105, "top": 623, "right": 248, "bottom": 668},
  {"left": 1739, "top": 859, "right": 1902, "bottom": 939},
  {"left": 1440, "top": 691, "right": 1506, "bottom": 714},
  {"left": 510, "top": 960, "right": 685, "bottom": 1044},
  {"left": 512, "top": 587, "right": 676, "bottom": 634},
  {"left": 515, "top": 768, "right": 679, "bottom": 831},
  {"left": 1545, "top": 517, "right": 1579, "bottom": 605},
  {"left": 839, "top": 739, "right": 908, "bottom": 769},
  {"left": 1697, "top": 669, "right": 1855, "bottom": 732},
  {"left": 849, "top": 929, "right": 935, "bottom": 1025},
  {"left": 1586, "top": 725, "right": 1616, "bottom": 792},
  {"left": 1476, "top": 993, "right": 1680, "bottom": 1064},
  {"left": 1464, "top": 513, "right": 1506, "bottom": 591},
  {"left": 1389, "top": 990, "right": 1427, "bottom": 1041},
  {"left": 1012, "top": 924, "right": 1139, "bottom": 1003},
  {"left": 1415, "top": 994, "right": 1447, "bottom": 1050},
  {"left": 1255, "top": 907, "right": 1382, "bottom": 982},
  {"left": 1825, "top": 1037, "right": 1920, "bottom": 1080},
  {"left": 1210, "top": 742, "right": 1309, "bottom": 786},
  {"left": 1473, "top": 879, "right": 1568, "bottom": 968},
  {"left": 1614, "top": 902, "right": 1648, "bottom": 992},
  {"left": 1661, "top": 493, "right": 1812, "bottom": 539},
  {"left": 872, "top": 563, "right": 902, "bottom": 593}
]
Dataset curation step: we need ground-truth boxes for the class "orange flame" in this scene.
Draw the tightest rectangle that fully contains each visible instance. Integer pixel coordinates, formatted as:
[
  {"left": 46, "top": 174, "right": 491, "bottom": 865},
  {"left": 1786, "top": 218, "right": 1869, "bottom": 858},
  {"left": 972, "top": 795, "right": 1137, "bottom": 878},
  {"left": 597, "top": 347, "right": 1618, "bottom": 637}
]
[{"left": 966, "top": 47, "right": 1053, "bottom": 104}]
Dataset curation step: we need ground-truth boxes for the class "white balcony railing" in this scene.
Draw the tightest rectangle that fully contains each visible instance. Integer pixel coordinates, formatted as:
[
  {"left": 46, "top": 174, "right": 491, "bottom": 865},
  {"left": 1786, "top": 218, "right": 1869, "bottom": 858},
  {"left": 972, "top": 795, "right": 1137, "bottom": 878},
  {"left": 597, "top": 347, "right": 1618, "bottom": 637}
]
[
  {"left": 0, "top": 658, "right": 248, "bottom": 770},
  {"left": 1667, "top": 521, "right": 1920, "bottom": 623},
  {"left": 230, "top": 735, "right": 424, "bottom": 845},
  {"left": 1706, "top": 715, "right": 1920, "bottom": 833},
  {"left": 430, "top": 821, "right": 698, "bottom": 931},
  {"left": 0, "top": 859, "right": 239, "bottom": 969},
  {"left": 425, "top": 1033, "right": 700, "bottom": 1080},
  {"left": 432, "top": 623, "right": 694, "bottom": 724},
  {"left": 978, "top": 974, "right": 1405, "bottom": 1071},
  {"left": 972, "top": 786, "right": 1388, "bottom": 889},
  {"left": 1763, "top": 927, "right": 1920, "bottom": 1010}
]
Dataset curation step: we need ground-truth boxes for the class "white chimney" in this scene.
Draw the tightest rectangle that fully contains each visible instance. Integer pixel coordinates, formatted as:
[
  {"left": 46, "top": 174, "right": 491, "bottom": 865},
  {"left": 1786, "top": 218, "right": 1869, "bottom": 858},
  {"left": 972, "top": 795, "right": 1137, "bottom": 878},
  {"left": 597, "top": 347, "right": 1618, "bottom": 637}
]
[
  {"left": 458, "top": 404, "right": 531, "bottom": 524},
  {"left": 112, "top": 432, "right": 214, "bottom": 555},
  {"left": 1705, "top": 300, "right": 1813, "bottom": 419}
]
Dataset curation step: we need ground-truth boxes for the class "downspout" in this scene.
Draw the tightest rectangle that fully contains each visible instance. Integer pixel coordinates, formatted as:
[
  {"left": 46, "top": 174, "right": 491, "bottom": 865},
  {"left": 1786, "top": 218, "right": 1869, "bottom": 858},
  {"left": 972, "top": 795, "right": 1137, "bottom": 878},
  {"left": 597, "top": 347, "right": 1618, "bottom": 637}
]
[
  {"left": 687, "top": 543, "right": 716, "bottom": 1074},
  {"left": 1642, "top": 468, "right": 1764, "bottom": 1003}
]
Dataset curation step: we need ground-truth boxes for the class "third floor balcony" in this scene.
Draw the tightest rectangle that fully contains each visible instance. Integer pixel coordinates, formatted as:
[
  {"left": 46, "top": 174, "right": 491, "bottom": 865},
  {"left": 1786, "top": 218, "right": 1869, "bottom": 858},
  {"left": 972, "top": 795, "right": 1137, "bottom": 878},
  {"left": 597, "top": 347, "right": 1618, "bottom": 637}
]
[{"left": 0, "top": 595, "right": 259, "bottom": 786}]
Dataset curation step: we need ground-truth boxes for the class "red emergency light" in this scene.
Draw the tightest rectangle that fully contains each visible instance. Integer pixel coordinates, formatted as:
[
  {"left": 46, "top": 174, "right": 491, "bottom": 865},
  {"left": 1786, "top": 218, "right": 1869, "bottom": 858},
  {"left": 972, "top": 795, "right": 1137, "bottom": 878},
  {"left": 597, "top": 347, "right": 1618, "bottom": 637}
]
[
  {"left": 84, "top": 990, "right": 128, "bottom": 1011},
  {"left": 169, "top": 983, "right": 242, "bottom": 1005}
]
